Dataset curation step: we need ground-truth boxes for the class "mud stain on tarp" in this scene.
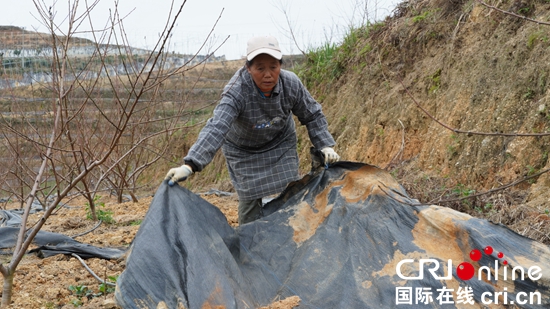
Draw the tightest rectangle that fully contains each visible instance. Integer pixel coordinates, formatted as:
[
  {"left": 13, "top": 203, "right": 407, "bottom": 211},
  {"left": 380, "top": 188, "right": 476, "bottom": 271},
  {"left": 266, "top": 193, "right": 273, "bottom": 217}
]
[
  {"left": 371, "top": 249, "right": 425, "bottom": 286},
  {"left": 412, "top": 206, "right": 471, "bottom": 264},
  {"left": 289, "top": 199, "right": 332, "bottom": 246},
  {"left": 335, "top": 165, "right": 404, "bottom": 203},
  {"left": 411, "top": 206, "right": 481, "bottom": 293},
  {"left": 201, "top": 283, "right": 230, "bottom": 309},
  {"left": 289, "top": 165, "right": 406, "bottom": 245},
  {"left": 412, "top": 207, "right": 523, "bottom": 296}
]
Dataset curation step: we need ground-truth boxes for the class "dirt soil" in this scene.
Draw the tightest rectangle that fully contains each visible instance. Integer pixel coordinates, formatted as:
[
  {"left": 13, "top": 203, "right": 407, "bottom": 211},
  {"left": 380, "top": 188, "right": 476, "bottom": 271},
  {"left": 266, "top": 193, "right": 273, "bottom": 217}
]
[{"left": 5, "top": 193, "right": 299, "bottom": 309}]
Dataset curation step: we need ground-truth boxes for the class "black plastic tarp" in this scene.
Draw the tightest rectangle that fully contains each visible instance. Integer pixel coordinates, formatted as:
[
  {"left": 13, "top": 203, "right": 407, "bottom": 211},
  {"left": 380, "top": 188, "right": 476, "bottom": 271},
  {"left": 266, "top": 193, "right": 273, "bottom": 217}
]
[
  {"left": 0, "top": 227, "right": 125, "bottom": 259},
  {"left": 0, "top": 199, "right": 125, "bottom": 260},
  {"left": 115, "top": 162, "right": 550, "bottom": 308}
]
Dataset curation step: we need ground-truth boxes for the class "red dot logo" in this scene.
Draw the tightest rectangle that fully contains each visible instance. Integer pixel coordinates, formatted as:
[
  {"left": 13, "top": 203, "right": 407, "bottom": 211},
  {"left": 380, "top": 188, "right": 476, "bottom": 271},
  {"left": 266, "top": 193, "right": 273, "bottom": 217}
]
[
  {"left": 470, "top": 249, "right": 482, "bottom": 261},
  {"left": 458, "top": 245, "right": 508, "bottom": 281},
  {"left": 496, "top": 251, "right": 508, "bottom": 265},
  {"left": 456, "top": 262, "right": 475, "bottom": 280}
]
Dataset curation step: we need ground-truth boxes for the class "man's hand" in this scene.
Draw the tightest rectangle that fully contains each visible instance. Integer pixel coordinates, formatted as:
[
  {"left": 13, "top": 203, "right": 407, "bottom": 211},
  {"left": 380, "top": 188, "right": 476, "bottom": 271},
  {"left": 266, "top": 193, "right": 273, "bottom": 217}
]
[
  {"left": 165, "top": 165, "right": 193, "bottom": 186},
  {"left": 321, "top": 147, "right": 340, "bottom": 165}
]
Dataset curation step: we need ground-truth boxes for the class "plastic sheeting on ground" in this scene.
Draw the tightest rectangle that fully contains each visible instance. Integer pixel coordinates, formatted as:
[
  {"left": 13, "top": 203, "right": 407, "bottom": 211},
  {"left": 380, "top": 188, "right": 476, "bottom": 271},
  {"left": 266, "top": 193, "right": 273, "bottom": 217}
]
[
  {"left": 0, "top": 201, "right": 125, "bottom": 259},
  {"left": 115, "top": 162, "right": 550, "bottom": 308},
  {"left": 0, "top": 226, "right": 125, "bottom": 259}
]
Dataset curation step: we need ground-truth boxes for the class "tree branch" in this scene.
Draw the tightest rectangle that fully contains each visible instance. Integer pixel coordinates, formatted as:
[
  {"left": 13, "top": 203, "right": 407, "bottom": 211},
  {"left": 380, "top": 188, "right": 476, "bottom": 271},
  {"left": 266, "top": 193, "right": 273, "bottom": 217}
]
[
  {"left": 399, "top": 79, "right": 550, "bottom": 137},
  {"left": 476, "top": 0, "right": 550, "bottom": 26}
]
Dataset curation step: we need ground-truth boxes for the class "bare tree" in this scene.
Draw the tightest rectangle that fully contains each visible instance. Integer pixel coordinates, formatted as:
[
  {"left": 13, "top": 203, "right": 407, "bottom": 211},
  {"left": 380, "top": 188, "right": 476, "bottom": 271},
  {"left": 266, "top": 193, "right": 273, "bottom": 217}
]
[{"left": 0, "top": 0, "right": 225, "bottom": 305}]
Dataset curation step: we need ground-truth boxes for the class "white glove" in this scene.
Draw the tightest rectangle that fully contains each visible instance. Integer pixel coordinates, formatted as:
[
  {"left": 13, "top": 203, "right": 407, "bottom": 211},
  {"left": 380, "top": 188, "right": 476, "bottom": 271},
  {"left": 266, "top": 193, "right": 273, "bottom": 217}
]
[
  {"left": 165, "top": 165, "right": 193, "bottom": 186},
  {"left": 321, "top": 147, "right": 340, "bottom": 165}
]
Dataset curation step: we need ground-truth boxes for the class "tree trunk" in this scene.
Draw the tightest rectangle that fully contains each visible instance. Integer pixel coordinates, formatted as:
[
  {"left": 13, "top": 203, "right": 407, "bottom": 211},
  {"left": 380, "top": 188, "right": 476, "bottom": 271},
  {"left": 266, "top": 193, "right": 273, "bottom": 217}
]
[
  {"left": 1, "top": 270, "right": 14, "bottom": 307},
  {"left": 129, "top": 191, "right": 139, "bottom": 203}
]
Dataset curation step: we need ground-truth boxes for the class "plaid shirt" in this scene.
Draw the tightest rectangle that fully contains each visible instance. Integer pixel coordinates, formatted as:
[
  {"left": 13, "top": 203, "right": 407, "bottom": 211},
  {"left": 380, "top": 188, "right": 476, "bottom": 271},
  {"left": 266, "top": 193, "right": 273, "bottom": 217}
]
[{"left": 185, "top": 66, "right": 335, "bottom": 200}]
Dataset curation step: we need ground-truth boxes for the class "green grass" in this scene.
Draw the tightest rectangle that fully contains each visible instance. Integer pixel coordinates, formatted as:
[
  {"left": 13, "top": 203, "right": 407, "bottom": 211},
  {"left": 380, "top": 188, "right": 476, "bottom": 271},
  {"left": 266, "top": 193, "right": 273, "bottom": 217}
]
[
  {"left": 412, "top": 9, "right": 437, "bottom": 23},
  {"left": 296, "top": 42, "right": 343, "bottom": 90},
  {"left": 295, "top": 22, "right": 385, "bottom": 92}
]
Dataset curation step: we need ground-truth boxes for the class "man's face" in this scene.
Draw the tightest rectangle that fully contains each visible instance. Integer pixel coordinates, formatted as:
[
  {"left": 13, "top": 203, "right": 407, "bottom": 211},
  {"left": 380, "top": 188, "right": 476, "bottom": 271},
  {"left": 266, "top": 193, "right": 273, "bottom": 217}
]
[{"left": 247, "top": 53, "right": 281, "bottom": 93}]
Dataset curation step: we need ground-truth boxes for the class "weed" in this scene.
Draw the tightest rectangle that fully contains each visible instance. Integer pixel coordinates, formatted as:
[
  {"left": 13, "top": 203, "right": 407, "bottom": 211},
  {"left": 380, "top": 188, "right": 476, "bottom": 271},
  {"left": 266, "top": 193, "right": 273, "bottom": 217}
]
[
  {"left": 130, "top": 219, "right": 142, "bottom": 226},
  {"left": 359, "top": 44, "right": 372, "bottom": 58},
  {"left": 474, "top": 203, "right": 495, "bottom": 214},
  {"left": 44, "top": 302, "right": 55, "bottom": 309},
  {"left": 99, "top": 275, "right": 118, "bottom": 294},
  {"left": 526, "top": 165, "right": 538, "bottom": 184},
  {"left": 71, "top": 299, "right": 83, "bottom": 307},
  {"left": 475, "top": 202, "right": 495, "bottom": 214},
  {"left": 447, "top": 134, "right": 459, "bottom": 154},
  {"left": 369, "top": 21, "right": 386, "bottom": 33},
  {"left": 99, "top": 282, "right": 116, "bottom": 294},
  {"left": 527, "top": 31, "right": 545, "bottom": 49},
  {"left": 429, "top": 69, "right": 442, "bottom": 94},
  {"left": 451, "top": 183, "right": 476, "bottom": 209},
  {"left": 68, "top": 276, "right": 117, "bottom": 306},
  {"left": 453, "top": 183, "right": 475, "bottom": 197},
  {"left": 85, "top": 195, "right": 115, "bottom": 224},
  {"left": 95, "top": 207, "right": 114, "bottom": 224},
  {"left": 412, "top": 10, "right": 432, "bottom": 23},
  {"left": 518, "top": 6, "right": 530, "bottom": 15},
  {"left": 447, "top": 145, "right": 457, "bottom": 156},
  {"left": 523, "top": 87, "right": 535, "bottom": 100},
  {"left": 69, "top": 284, "right": 101, "bottom": 301},
  {"left": 341, "top": 28, "right": 361, "bottom": 56}
]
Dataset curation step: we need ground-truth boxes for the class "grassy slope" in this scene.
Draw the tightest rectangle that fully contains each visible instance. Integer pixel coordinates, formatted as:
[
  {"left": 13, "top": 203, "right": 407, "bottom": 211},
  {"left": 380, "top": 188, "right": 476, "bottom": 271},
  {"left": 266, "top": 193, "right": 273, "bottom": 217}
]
[{"left": 295, "top": 0, "right": 550, "bottom": 243}]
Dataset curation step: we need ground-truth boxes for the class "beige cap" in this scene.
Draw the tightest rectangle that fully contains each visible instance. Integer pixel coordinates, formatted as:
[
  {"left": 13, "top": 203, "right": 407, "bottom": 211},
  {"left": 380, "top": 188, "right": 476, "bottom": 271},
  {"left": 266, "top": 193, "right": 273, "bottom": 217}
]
[{"left": 246, "top": 35, "right": 282, "bottom": 61}]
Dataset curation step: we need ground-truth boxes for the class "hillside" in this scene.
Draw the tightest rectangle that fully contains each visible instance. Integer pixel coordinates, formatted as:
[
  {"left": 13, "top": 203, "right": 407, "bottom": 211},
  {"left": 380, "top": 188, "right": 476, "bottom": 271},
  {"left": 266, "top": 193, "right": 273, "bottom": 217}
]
[
  {"left": 0, "top": 25, "right": 94, "bottom": 48},
  {"left": 0, "top": 26, "right": 225, "bottom": 87},
  {"left": 294, "top": 0, "right": 550, "bottom": 243}
]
